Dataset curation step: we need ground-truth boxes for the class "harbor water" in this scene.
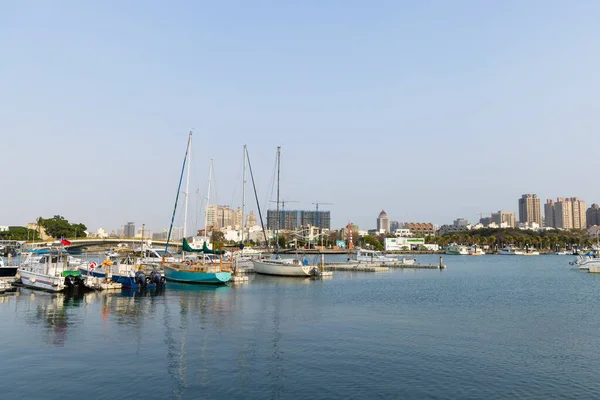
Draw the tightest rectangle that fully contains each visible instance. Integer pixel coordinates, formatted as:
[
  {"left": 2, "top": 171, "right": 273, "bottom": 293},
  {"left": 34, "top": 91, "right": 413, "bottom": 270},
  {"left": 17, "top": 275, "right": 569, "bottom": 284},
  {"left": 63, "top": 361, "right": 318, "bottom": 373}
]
[{"left": 2, "top": 254, "right": 600, "bottom": 399}]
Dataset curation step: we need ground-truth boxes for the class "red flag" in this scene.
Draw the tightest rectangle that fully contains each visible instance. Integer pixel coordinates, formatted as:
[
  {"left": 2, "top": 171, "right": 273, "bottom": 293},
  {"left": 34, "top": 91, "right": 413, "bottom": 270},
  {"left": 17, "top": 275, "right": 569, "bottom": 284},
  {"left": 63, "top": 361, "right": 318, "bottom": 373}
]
[{"left": 61, "top": 237, "right": 71, "bottom": 246}]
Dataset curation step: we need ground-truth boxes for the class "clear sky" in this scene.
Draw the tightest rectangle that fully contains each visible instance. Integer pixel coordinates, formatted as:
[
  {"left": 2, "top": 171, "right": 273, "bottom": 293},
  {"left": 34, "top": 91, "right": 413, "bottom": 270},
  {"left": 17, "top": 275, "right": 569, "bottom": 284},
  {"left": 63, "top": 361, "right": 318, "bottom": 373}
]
[{"left": 1, "top": 1, "right": 599, "bottom": 234}]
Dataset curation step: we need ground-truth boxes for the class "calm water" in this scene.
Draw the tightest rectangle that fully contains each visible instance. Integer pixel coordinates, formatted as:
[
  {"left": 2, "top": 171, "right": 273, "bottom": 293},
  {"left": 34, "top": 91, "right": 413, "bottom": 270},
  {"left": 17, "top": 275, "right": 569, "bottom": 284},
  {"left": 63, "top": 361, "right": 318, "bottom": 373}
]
[{"left": 2, "top": 255, "right": 600, "bottom": 399}]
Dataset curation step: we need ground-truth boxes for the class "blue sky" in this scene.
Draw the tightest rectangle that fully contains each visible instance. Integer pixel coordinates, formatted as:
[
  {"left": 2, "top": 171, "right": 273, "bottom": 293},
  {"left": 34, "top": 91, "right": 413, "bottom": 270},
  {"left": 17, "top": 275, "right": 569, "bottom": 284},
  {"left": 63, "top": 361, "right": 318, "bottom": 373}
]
[{"left": 1, "top": 1, "right": 599, "bottom": 233}]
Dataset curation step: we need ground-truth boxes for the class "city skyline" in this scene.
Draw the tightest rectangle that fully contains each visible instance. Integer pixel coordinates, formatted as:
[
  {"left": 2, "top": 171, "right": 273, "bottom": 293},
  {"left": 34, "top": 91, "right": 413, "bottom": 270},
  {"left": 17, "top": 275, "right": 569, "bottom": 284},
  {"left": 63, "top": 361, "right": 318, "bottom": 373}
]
[{"left": 2, "top": 2, "right": 600, "bottom": 232}]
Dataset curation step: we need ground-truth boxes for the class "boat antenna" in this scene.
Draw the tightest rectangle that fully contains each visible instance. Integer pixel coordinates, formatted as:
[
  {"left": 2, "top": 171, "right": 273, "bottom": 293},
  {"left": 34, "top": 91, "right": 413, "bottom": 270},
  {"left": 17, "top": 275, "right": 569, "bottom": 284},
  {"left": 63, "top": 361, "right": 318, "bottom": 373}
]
[
  {"left": 245, "top": 146, "right": 268, "bottom": 245},
  {"left": 166, "top": 132, "right": 192, "bottom": 253}
]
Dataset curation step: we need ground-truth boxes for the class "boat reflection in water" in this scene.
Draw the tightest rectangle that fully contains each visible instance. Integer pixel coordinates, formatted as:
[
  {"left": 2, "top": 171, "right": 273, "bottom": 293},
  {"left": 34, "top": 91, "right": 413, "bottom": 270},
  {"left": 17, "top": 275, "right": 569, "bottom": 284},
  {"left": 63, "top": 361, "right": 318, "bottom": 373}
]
[
  {"left": 163, "top": 282, "right": 233, "bottom": 397},
  {"left": 20, "top": 288, "right": 86, "bottom": 346}
]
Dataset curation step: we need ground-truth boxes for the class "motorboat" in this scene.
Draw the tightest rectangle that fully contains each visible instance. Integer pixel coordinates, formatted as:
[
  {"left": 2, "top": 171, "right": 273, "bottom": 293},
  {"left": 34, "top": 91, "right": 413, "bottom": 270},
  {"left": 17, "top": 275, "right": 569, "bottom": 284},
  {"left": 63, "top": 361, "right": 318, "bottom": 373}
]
[
  {"left": 499, "top": 246, "right": 524, "bottom": 255},
  {"left": 252, "top": 256, "right": 312, "bottom": 277},
  {"left": 446, "top": 244, "right": 469, "bottom": 255},
  {"left": 355, "top": 249, "right": 398, "bottom": 264},
  {"left": 467, "top": 246, "right": 485, "bottom": 256},
  {"left": 18, "top": 249, "right": 85, "bottom": 292},
  {"left": 0, "top": 257, "right": 18, "bottom": 278}
]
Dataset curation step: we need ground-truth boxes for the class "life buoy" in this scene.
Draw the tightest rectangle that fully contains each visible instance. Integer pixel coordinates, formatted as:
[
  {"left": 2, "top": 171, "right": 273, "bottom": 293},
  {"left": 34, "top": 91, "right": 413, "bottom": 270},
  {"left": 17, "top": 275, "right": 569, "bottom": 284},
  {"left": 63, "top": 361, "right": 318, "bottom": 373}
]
[{"left": 89, "top": 262, "right": 98, "bottom": 269}]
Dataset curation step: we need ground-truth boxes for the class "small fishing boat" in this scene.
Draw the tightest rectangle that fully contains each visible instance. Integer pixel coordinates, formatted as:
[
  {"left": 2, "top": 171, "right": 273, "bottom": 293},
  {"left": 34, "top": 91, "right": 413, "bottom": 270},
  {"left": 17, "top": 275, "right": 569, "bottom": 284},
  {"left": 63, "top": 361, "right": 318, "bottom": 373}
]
[
  {"left": 446, "top": 244, "right": 469, "bottom": 255},
  {"left": 18, "top": 249, "right": 85, "bottom": 292},
  {"left": 355, "top": 249, "right": 398, "bottom": 264},
  {"left": 109, "top": 255, "right": 165, "bottom": 289}
]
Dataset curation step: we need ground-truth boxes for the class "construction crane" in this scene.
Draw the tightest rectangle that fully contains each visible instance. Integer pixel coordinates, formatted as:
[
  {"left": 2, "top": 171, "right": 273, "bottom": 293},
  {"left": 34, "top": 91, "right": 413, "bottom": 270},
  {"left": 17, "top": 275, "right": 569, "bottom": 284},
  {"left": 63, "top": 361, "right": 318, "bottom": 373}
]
[
  {"left": 312, "top": 201, "right": 334, "bottom": 212},
  {"left": 270, "top": 199, "right": 299, "bottom": 212}
]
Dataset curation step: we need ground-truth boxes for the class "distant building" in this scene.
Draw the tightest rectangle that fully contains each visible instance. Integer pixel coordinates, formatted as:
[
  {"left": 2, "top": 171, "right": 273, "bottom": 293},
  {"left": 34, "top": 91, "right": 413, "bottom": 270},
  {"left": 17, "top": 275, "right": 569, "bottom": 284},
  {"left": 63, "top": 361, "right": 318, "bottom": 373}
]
[
  {"left": 404, "top": 222, "right": 436, "bottom": 237},
  {"left": 588, "top": 225, "right": 600, "bottom": 239},
  {"left": 377, "top": 210, "right": 390, "bottom": 234},
  {"left": 518, "top": 194, "right": 542, "bottom": 226},
  {"left": 266, "top": 210, "right": 331, "bottom": 230},
  {"left": 454, "top": 218, "right": 470, "bottom": 227},
  {"left": 246, "top": 211, "right": 258, "bottom": 228},
  {"left": 546, "top": 197, "right": 586, "bottom": 229},
  {"left": 0, "top": 226, "right": 8, "bottom": 232},
  {"left": 586, "top": 204, "right": 600, "bottom": 228},
  {"left": 491, "top": 211, "right": 516, "bottom": 228},
  {"left": 437, "top": 224, "right": 469, "bottom": 236},
  {"left": 124, "top": 222, "right": 135, "bottom": 238},
  {"left": 544, "top": 200, "right": 555, "bottom": 228},
  {"left": 479, "top": 217, "right": 492, "bottom": 226},
  {"left": 384, "top": 237, "right": 435, "bottom": 251},
  {"left": 390, "top": 220, "right": 400, "bottom": 232}
]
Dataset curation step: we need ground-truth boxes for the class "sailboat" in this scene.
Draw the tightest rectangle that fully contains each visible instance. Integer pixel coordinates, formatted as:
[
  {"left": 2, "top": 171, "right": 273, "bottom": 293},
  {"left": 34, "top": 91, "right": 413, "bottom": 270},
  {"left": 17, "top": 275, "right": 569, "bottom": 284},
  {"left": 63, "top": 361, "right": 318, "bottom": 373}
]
[
  {"left": 162, "top": 132, "right": 232, "bottom": 284},
  {"left": 252, "top": 146, "right": 313, "bottom": 277}
]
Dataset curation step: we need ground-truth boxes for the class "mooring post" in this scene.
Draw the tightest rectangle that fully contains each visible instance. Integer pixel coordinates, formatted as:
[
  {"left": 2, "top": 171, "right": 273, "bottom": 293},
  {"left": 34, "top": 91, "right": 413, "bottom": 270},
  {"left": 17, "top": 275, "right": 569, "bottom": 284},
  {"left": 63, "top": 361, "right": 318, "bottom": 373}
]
[{"left": 439, "top": 256, "right": 443, "bottom": 268}]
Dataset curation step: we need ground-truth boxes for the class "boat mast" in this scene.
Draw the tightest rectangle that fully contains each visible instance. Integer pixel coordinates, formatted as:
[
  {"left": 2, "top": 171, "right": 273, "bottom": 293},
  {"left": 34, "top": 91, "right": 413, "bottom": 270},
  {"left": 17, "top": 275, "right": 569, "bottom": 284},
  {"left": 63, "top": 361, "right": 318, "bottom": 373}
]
[
  {"left": 183, "top": 131, "right": 192, "bottom": 240},
  {"left": 204, "top": 159, "right": 213, "bottom": 236},
  {"left": 241, "top": 145, "right": 247, "bottom": 252},
  {"left": 275, "top": 146, "right": 281, "bottom": 253},
  {"left": 165, "top": 132, "right": 192, "bottom": 253}
]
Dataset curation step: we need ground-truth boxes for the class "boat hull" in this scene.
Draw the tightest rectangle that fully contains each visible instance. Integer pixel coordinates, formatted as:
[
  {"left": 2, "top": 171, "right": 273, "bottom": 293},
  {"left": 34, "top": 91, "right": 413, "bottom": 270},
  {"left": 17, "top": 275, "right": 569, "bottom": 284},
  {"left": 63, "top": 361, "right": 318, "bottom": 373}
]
[
  {"left": 0, "top": 266, "right": 18, "bottom": 277},
  {"left": 163, "top": 265, "right": 231, "bottom": 284},
  {"left": 252, "top": 260, "right": 312, "bottom": 277},
  {"left": 78, "top": 267, "right": 106, "bottom": 278},
  {"left": 18, "top": 269, "right": 65, "bottom": 292},
  {"left": 111, "top": 274, "right": 161, "bottom": 289}
]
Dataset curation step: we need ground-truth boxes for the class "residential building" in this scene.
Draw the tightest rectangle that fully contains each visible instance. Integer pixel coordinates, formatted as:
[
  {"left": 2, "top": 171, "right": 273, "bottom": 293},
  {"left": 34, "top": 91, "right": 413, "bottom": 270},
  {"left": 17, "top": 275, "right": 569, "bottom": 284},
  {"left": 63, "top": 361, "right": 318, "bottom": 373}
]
[
  {"left": 404, "top": 222, "right": 436, "bottom": 237},
  {"left": 266, "top": 210, "right": 331, "bottom": 230},
  {"left": 587, "top": 204, "right": 600, "bottom": 228},
  {"left": 206, "top": 205, "right": 238, "bottom": 229},
  {"left": 479, "top": 217, "right": 492, "bottom": 226},
  {"left": 548, "top": 197, "right": 586, "bottom": 230},
  {"left": 437, "top": 224, "right": 469, "bottom": 236},
  {"left": 377, "top": 210, "right": 390, "bottom": 233},
  {"left": 518, "top": 194, "right": 542, "bottom": 226},
  {"left": 124, "top": 222, "right": 135, "bottom": 238},
  {"left": 587, "top": 225, "right": 600, "bottom": 239},
  {"left": 454, "top": 218, "right": 470, "bottom": 227},
  {"left": 245, "top": 211, "right": 258, "bottom": 228},
  {"left": 491, "top": 211, "right": 516, "bottom": 228},
  {"left": 544, "top": 200, "right": 555, "bottom": 228}
]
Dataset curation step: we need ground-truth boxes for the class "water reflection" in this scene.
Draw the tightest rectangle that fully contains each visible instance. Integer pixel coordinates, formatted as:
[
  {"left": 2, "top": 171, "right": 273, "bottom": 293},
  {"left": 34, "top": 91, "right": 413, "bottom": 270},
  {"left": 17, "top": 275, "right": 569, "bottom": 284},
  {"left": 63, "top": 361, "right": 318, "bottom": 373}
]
[
  {"left": 20, "top": 289, "right": 85, "bottom": 346},
  {"left": 163, "top": 284, "right": 231, "bottom": 398}
]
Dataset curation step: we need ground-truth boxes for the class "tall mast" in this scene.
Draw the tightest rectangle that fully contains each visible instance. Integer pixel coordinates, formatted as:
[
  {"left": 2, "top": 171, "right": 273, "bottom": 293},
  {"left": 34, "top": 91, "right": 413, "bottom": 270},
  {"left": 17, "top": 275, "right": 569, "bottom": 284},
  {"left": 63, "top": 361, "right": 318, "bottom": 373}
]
[
  {"left": 166, "top": 132, "right": 192, "bottom": 253},
  {"left": 241, "top": 145, "right": 247, "bottom": 249},
  {"left": 275, "top": 146, "right": 281, "bottom": 253},
  {"left": 183, "top": 131, "right": 192, "bottom": 239},
  {"left": 204, "top": 159, "right": 213, "bottom": 235}
]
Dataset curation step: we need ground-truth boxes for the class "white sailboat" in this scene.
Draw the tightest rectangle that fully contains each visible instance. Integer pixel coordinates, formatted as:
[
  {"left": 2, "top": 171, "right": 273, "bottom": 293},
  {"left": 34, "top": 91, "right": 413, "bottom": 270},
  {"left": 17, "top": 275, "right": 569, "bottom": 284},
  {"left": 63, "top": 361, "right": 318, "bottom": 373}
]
[{"left": 252, "top": 146, "right": 313, "bottom": 277}]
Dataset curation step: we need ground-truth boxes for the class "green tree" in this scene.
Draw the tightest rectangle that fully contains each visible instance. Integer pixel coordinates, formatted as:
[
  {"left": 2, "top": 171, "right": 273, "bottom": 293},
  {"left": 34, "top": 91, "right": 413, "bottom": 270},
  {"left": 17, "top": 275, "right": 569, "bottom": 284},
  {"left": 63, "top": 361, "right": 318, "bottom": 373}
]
[{"left": 363, "top": 235, "right": 384, "bottom": 251}]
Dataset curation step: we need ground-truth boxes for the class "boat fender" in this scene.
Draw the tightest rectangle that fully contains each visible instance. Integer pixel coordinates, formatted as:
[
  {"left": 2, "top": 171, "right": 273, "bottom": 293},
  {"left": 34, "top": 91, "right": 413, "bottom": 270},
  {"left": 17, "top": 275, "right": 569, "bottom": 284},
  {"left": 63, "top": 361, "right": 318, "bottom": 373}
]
[{"left": 30, "top": 277, "right": 36, "bottom": 283}]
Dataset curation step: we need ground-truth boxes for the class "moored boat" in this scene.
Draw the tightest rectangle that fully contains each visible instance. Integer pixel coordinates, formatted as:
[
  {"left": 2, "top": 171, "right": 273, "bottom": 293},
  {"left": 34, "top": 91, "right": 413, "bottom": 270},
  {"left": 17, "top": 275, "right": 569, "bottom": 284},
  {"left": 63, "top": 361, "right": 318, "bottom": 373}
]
[
  {"left": 18, "top": 250, "right": 86, "bottom": 292},
  {"left": 446, "top": 244, "right": 469, "bottom": 255}
]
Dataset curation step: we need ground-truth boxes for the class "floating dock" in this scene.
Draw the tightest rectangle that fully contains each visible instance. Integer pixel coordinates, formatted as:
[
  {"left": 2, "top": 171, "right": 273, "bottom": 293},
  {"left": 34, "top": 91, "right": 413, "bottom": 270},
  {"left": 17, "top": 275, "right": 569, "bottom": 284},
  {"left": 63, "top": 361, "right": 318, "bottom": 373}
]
[{"left": 588, "top": 266, "right": 600, "bottom": 274}]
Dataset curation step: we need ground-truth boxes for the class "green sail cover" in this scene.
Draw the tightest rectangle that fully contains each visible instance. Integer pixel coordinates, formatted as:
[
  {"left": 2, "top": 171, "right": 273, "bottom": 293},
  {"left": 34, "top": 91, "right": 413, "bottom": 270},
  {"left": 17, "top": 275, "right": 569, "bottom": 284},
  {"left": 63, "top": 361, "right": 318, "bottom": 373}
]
[
  {"left": 182, "top": 238, "right": 203, "bottom": 253},
  {"left": 182, "top": 238, "right": 226, "bottom": 255}
]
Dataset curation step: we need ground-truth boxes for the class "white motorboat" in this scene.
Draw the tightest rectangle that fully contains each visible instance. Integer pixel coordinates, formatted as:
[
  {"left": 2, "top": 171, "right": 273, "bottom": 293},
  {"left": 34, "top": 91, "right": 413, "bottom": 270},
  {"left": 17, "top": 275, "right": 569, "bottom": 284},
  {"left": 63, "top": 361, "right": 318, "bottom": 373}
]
[
  {"left": 18, "top": 250, "right": 84, "bottom": 292},
  {"left": 571, "top": 254, "right": 600, "bottom": 270},
  {"left": 499, "top": 246, "right": 524, "bottom": 255},
  {"left": 467, "top": 246, "right": 485, "bottom": 256},
  {"left": 446, "top": 244, "right": 469, "bottom": 255},
  {"left": 355, "top": 249, "right": 398, "bottom": 264}
]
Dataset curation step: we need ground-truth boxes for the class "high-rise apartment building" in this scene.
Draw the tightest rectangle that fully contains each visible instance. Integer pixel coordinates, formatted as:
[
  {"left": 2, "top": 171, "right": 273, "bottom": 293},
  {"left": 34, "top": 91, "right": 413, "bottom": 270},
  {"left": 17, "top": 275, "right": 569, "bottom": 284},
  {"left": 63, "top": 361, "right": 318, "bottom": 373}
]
[
  {"left": 518, "top": 194, "right": 542, "bottom": 225},
  {"left": 555, "top": 198, "right": 572, "bottom": 229},
  {"left": 206, "top": 205, "right": 238, "bottom": 229},
  {"left": 491, "top": 211, "right": 516, "bottom": 228},
  {"left": 267, "top": 210, "right": 331, "bottom": 230},
  {"left": 246, "top": 211, "right": 258, "bottom": 227},
  {"left": 124, "top": 222, "right": 135, "bottom": 238},
  {"left": 545, "top": 197, "right": 586, "bottom": 229},
  {"left": 587, "top": 204, "right": 600, "bottom": 228},
  {"left": 544, "top": 200, "right": 555, "bottom": 228},
  {"left": 377, "top": 210, "right": 390, "bottom": 233}
]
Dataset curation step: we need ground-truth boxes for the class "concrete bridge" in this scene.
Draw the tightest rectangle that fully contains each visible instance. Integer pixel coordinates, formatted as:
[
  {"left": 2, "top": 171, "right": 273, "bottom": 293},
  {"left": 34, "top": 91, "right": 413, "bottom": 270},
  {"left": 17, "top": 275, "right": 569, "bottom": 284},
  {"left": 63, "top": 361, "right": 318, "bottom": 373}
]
[{"left": 23, "top": 238, "right": 182, "bottom": 251}]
